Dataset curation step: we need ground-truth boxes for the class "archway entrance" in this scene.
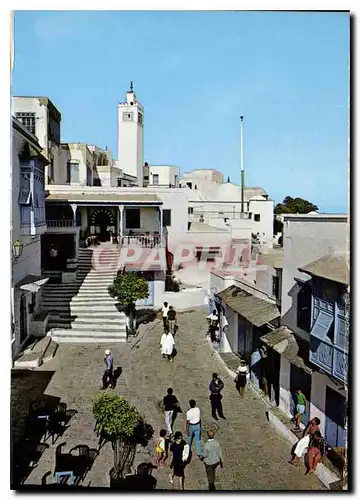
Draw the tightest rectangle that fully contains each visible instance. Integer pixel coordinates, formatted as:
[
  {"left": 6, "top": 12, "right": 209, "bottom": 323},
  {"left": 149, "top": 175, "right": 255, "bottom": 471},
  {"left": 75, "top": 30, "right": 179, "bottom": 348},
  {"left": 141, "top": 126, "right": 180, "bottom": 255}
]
[{"left": 90, "top": 208, "right": 115, "bottom": 242}]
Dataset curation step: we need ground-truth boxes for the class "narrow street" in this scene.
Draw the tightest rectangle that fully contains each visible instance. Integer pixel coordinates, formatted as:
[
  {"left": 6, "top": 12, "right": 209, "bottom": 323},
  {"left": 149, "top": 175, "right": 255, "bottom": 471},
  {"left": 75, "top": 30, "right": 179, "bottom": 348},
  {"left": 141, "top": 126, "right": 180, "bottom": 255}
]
[{"left": 20, "top": 307, "right": 324, "bottom": 490}]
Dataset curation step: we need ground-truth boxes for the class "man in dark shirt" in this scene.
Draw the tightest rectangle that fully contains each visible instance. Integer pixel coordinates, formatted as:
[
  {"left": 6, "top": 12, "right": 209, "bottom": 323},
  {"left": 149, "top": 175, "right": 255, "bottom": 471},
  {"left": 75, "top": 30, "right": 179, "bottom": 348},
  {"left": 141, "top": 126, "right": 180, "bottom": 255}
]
[
  {"left": 162, "top": 387, "right": 179, "bottom": 435},
  {"left": 209, "top": 373, "right": 225, "bottom": 420},
  {"left": 101, "top": 349, "right": 114, "bottom": 389}
]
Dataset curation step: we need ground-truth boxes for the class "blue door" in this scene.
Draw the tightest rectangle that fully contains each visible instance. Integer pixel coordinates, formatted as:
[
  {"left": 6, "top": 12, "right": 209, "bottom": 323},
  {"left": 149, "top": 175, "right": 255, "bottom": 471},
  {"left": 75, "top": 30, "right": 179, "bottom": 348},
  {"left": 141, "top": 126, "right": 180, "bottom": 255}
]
[
  {"left": 325, "top": 386, "right": 346, "bottom": 449},
  {"left": 289, "top": 364, "right": 311, "bottom": 426},
  {"left": 135, "top": 281, "right": 154, "bottom": 307}
]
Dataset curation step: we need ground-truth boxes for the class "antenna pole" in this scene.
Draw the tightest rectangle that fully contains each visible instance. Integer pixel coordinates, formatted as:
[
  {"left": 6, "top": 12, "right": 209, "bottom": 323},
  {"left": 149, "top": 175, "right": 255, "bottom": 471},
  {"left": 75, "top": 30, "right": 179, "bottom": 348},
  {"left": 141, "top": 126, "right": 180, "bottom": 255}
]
[{"left": 240, "top": 116, "right": 245, "bottom": 214}]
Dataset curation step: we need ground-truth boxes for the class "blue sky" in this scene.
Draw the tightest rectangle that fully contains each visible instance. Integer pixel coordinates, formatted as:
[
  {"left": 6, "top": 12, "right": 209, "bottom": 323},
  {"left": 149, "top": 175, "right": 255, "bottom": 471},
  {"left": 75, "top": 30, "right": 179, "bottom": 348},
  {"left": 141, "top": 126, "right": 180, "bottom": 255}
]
[{"left": 12, "top": 10, "right": 349, "bottom": 212}]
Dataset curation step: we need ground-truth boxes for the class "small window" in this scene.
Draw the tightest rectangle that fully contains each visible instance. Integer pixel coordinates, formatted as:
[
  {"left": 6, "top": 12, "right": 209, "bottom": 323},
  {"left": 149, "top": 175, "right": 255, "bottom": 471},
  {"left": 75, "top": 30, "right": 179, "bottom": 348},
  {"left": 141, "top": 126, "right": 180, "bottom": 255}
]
[
  {"left": 152, "top": 174, "right": 159, "bottom": 185},
  {"left": 186, "top": 182, "right": 192, "bottom": 189},
  {"left": 117, "top": 178, "right": 122, "bottom": 187},
  {"left": 67, "top": 161, "right": 79, "bottom": 183},
  {"left": 126, "top": 208, "right": 141, "bottom": 229},
  {"left": 138, "top": 112, "right": 143, "bottom": 125},
  {"left": 93, "top": 178, "right": 101, "bottom": 186},
  {"left": 123, "top": 112, "right": 133, "bottom": 121},
  {"left": 163, "top": 209, "right": 171, "bottom": 227},
  {"left": 15, "top": 112, "right": 36, "bottom": 135},
  {"left": 48, "top": 158, "right": 54, "bottom": 184},
  {"left": 19, "top": 188, "right": 31, "bottom": 205},
  {"left": 254, "top": 214, "right": 261, "bottom": 222},
  {"left": 188, "top": 207, "right": 194, "bottom": 215},
  {"left": 297, "top": 282, "right": 312, "bottom": 332},
  {"left": 310, "top": 310, "right": 334, "bottom": 341}
]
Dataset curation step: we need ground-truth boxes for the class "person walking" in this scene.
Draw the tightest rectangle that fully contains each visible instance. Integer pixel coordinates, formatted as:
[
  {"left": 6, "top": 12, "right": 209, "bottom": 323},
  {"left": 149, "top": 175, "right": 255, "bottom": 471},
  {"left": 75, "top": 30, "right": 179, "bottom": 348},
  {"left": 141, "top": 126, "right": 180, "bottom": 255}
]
[
  {"left": 167, "top": 306, "right": 177, "bottom": 335},
  {"left": 155, "top": 429, "right": 167, "bottom": 466},
  {"left": 235, "top": 361, "right": 249, "bottom": 399},
  {"left": 207, "top": 309, "right": 219, "bottom": 342},
  {"left": 160, "top": 331, "right": 175, "bottom": 362},
  {"left": 162, "top": 387, "right": 179, "bottom": 435},
  {"left": 200, "top": 430, "right": 223, "bottom": 491},
  {"left": 185, "top": 399, "right": 202, "bottom": 457},
  {"left": 101, "top": 349, "right": 114, "bottom": 389},
  {"left": 209, "top": 373, "right": 225, "bottom": 420},
  {"left": 162, "top": 301, "right": 170, "bottom": 331},
  {"left": 293, "top": 388, "right": 307, "bottom": 430},
  {"left": 169, "top": 431, "right": 187, "bottom": 490}
]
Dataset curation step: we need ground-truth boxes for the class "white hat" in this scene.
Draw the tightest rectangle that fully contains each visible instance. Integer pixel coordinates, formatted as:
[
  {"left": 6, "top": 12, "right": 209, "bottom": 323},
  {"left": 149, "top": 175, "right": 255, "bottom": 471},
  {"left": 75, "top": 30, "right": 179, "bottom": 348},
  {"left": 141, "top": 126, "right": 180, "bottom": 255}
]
[{"left": 105, "top": 349, "right": 111, "bottom": 355}]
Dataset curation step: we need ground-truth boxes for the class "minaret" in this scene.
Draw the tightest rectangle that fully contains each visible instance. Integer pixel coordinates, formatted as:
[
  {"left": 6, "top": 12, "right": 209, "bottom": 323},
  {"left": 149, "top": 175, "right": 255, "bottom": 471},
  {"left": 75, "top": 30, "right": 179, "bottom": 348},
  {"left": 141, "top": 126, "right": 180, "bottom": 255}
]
[{"left": 117, "top": 81, "right": 144, "bottom": 186}]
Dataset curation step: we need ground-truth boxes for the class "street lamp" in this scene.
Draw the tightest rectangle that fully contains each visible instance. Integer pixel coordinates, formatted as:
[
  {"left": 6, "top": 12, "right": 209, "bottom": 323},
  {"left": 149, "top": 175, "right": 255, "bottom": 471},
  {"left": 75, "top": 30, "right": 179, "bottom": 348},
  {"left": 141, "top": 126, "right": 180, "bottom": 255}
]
[{"left": 12, "top": 240, "right": 23, "bottom": 261}]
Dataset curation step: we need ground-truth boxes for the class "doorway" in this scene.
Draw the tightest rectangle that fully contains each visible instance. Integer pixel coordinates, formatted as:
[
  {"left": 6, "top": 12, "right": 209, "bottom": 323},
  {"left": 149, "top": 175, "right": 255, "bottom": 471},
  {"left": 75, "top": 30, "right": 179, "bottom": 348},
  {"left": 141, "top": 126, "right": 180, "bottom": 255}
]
[
  {"left": 90, "top": 208, "right": 115, "bottom": 242},
  {"left": 325, "top": 386, "right": 346, "bottom": 449},
  {"left": 289, "top": 363, "right": 311, "bottom": 426}
]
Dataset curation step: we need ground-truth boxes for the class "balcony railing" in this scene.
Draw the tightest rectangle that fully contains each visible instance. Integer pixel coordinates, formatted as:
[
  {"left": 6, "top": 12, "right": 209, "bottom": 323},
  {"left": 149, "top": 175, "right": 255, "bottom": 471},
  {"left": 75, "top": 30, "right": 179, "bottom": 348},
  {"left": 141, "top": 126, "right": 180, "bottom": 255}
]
[
  {"left": 46, "top": 220, "right": 75, "bottom": 228},
  {"left": 121, "top": 235, "right": 165, "bottom": 248}
]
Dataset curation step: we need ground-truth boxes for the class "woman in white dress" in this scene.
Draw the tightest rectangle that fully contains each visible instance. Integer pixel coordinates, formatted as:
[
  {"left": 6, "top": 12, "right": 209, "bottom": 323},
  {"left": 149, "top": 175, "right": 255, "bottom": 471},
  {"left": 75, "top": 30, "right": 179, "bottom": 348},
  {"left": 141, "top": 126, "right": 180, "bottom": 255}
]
[{"left": 161, "top": 331, "right": 175, "bottom": 362}]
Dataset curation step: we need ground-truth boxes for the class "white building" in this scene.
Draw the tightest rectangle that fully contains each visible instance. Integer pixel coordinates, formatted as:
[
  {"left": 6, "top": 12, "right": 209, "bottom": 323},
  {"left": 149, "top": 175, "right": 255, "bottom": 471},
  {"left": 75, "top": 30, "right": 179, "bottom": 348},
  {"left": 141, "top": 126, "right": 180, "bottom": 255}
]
[
  {"left": 11, "top": 117, "right": 48, "bottom": 358},
  {"left": 147, "top": 165, "right": 180, "bottom": 187},
  {"left": 11, "top": 96, "right": 64, "bottom": 185}
]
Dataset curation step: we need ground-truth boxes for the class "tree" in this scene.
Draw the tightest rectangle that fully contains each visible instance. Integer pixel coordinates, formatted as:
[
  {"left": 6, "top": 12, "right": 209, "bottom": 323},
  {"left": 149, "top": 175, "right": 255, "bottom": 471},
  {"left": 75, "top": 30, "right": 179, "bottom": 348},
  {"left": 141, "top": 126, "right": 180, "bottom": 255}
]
[
  {"left": 274, "top": 196, "right": 318, "bottom": 215},
  {"left": 108, "top": 272, "right": 149, "bottom": 334},
  {"left": 92, "top": 393, "right": 153, "bottom": 481}
]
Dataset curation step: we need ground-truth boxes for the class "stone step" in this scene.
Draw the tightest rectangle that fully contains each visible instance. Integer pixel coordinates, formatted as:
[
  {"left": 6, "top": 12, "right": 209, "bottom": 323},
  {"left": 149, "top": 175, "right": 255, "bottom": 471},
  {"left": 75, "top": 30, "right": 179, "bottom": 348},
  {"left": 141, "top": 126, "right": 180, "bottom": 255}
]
[
  {"left": 51, "top": 310, "right": 125, "bottom": 318},
  {"left": 48, "top": 329, "right": 127, "bottom": 343},
  {"left": 41, "top": 297, "right": 118, "bottom": 305},
  {"left": 49, "top": 315, "right": 126, "bottom": 325},
  {"left": 48, "top": 322, "right": 126, "bottom": 332},
  {"left": 42, "top": 292, "right": 113, "bottom": 299},
  {"left": 42, "top": 303, "right": 121, "bottom": 311}
]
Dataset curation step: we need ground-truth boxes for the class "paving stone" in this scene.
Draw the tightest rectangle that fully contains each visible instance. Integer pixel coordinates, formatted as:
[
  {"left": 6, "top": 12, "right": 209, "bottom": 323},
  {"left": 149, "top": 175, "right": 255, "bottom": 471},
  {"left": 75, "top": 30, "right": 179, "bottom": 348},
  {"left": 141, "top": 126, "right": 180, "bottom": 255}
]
[{"left": 12, "top": 307, "right": 325, "bottom": 490}]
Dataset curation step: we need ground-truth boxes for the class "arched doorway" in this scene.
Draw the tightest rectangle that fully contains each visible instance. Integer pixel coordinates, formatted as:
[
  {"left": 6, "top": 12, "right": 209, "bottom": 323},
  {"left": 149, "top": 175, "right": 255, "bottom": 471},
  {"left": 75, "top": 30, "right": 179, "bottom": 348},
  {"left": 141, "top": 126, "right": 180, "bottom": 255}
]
[{"left": 90, "top": 208, "right": 115, "bottom": 241}]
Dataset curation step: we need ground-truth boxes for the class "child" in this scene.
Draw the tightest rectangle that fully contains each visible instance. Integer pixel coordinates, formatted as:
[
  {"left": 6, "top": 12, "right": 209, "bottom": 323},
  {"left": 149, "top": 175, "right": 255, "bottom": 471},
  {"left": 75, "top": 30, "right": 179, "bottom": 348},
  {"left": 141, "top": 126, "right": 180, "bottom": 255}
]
[
  {"left": 155, "top": 429, "right": 167, "bottom": 466},
  {"left": 294, "top": 388, "right": 307, "bottom": 430}
]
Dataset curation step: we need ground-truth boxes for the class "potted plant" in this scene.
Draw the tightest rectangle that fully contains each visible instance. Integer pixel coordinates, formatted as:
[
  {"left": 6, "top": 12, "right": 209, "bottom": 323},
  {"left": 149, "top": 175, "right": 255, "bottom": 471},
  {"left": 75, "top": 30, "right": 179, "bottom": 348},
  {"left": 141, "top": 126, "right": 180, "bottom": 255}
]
[
  {"left": 92, "top": 393, "right": 153, "bottom": 487},
  {"left": 108, "top": 272, "right": 149, "bottom": 335}
]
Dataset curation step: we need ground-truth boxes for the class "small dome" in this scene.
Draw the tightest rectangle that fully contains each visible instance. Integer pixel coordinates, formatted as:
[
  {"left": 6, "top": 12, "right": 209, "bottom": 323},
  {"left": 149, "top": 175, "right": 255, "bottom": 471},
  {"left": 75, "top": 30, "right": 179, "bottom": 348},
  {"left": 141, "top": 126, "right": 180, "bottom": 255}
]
[{"left": 307, "top": 210, "right": 319, "bottom": 215}]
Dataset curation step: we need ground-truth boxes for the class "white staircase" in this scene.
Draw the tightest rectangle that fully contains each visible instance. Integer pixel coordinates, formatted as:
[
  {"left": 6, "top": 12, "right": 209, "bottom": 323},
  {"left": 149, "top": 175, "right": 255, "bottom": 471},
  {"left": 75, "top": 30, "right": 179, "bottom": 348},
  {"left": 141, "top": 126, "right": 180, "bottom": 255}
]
[{"left": 44, "top": 244, "right": 127, "bottom": 343}]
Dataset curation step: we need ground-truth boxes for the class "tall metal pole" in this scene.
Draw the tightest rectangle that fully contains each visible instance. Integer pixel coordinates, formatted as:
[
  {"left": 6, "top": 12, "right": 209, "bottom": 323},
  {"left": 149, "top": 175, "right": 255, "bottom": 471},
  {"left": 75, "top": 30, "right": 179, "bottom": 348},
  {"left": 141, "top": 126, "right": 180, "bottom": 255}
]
[{"left": 240, "top": 116, "right": 245, "bottom": 214}]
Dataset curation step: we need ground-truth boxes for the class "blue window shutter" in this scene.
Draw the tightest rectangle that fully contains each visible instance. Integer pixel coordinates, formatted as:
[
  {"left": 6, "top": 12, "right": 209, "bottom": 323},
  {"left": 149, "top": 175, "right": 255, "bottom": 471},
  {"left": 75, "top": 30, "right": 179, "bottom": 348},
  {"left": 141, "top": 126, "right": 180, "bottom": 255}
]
[{"left": 310, "top": 310, "right": 333, "bottom": 341}]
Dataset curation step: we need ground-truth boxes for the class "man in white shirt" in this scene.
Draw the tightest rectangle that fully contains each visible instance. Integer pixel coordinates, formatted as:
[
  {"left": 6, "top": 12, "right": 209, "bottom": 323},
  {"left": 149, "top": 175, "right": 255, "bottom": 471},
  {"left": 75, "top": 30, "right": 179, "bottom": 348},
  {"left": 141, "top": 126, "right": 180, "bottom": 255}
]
[
  {"left": 207, "top": 309, "right": 219, "bottom": 342},
  {"left": 162, "top": 301, "right": 170, "bottom": 331},
  {"left": 185, "top": 399, "right": 202, "bottom": 457}
]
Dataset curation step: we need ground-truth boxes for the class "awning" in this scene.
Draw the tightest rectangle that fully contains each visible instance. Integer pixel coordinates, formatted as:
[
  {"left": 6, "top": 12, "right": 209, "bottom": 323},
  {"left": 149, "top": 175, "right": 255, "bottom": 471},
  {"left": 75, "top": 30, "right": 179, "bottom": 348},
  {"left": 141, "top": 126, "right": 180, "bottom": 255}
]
[
  {"left": 260, "top": 326, "right": 312, "bottom": 373},
  {"left": 298, "top": 253, "right": 349, "bottom": 285},
  {"left": 217, "top": 285, "right": 280, "bottom": 327},
  {"left": 15, "top": 275, "right": 49, "bottom": 293}
]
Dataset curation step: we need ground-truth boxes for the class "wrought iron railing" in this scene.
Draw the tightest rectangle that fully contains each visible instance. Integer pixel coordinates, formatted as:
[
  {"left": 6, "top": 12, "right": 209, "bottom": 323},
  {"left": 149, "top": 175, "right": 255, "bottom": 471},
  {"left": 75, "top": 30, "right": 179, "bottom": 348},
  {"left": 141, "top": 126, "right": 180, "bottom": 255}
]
[
  {"left": 121, "top": 235, "right": 165, "bottom": 248},
  {"left": 46, "top": 219, "right": 75, "bottom": 228}
]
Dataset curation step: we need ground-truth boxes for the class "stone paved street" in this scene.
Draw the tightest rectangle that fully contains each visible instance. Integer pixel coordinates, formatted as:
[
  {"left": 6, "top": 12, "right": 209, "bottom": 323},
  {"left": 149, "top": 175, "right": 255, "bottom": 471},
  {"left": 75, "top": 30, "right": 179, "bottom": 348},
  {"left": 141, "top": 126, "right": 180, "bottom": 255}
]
[{"left": 20, "top": 307, "right": 324, "bottom": 490}]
